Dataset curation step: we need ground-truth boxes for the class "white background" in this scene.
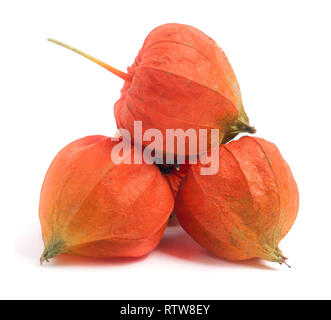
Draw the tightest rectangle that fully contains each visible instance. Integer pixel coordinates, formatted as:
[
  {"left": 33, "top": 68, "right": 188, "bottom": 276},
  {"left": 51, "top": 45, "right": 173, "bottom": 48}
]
[{"left": 1, "top": 0, "right": 330, "bottom": 300}]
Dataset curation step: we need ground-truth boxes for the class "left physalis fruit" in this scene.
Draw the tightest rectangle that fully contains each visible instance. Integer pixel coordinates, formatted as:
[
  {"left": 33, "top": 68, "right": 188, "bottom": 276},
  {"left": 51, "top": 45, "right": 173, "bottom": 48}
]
[{"left": 39, "top": 135, "right": 174, "bottom": 263}]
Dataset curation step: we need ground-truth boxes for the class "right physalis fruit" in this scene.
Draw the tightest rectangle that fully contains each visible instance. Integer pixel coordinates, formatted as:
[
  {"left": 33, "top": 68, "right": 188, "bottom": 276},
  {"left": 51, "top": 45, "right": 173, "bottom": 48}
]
[{"left": 175, "top": 136, "right": 299, "bottom": 265}]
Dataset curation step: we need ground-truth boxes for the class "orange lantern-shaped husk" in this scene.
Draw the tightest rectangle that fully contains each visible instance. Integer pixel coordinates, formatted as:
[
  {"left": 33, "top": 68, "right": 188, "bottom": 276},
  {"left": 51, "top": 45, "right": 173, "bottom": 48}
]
[
  {"left": 175, "top": 136, "right": 299, "bottom": 265},
  {"left": 39, "top": 135, "right": 174, "bottom": 263},
  {"left": 48, "top": 23, "right": 255, "bottom": 157}
]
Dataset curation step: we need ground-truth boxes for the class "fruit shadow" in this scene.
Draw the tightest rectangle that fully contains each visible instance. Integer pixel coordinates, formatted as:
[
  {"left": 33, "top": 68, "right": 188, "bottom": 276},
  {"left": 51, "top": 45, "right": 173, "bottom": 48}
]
[
  {"left": 49, "top": 253, "right": 148, "bottom": 267},
  {"left": 17, "top": 224, "right": 277, "bottom": 270},
  {"left": 158, "top": 227, "right": 277, "bottom": 271},
  {"left": 16, "top": 225, "right": 147, "bottom": 268}
]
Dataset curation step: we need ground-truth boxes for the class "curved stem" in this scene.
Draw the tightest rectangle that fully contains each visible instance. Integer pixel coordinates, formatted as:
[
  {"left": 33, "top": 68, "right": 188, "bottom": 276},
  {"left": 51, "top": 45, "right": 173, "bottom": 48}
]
[{"left": 47, "top": 38, "right": 132, "bottom": 81}]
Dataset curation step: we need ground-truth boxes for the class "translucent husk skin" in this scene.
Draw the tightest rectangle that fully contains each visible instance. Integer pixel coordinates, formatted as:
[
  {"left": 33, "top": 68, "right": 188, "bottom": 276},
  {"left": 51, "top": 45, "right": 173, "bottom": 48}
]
[
  {"left": 39, "top": 136, "right": 174, "bottom": 263},
  {"left": 115, "top": 23, "right": 255, "bottom": 156},
  {"left": 48, "top": 24, "right": 255, "bottom": 157},
  {"left": 175, "top": 136, "right": 299, "bottom": 265}
]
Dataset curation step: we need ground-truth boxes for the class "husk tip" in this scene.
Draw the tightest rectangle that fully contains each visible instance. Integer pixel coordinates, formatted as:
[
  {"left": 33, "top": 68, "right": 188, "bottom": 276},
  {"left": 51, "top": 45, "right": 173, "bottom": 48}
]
[
  {"left": 40, "top": 239, "right": 66, "bottom": 265},
  {"left": 277, "top": 255, "right": 291, "bottom": 268},
  {"left": 265, "top": 246, "right": 291, "bottom": 268}
]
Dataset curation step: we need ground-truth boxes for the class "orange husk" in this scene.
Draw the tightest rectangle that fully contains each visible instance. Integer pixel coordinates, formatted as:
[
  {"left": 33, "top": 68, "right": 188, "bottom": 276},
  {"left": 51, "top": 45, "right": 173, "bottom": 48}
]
[
  {"left": 48, "top": 23, "right": 255, "bottom": 158},
  {"left": 158, "top": 163, "right": 191, "bottom": 226},
  {"left": 175, "top": 136, "right": 299, "bottom": 265},
  {"left": 39, "top": 135, "right": 174, "bottom": 262}
]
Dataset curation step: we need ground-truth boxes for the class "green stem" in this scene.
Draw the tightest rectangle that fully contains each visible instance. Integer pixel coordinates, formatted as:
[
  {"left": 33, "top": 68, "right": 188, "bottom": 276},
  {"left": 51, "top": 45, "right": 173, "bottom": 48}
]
[{"left": 47, "top": 38, "right": 132, "bottom": 81}]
